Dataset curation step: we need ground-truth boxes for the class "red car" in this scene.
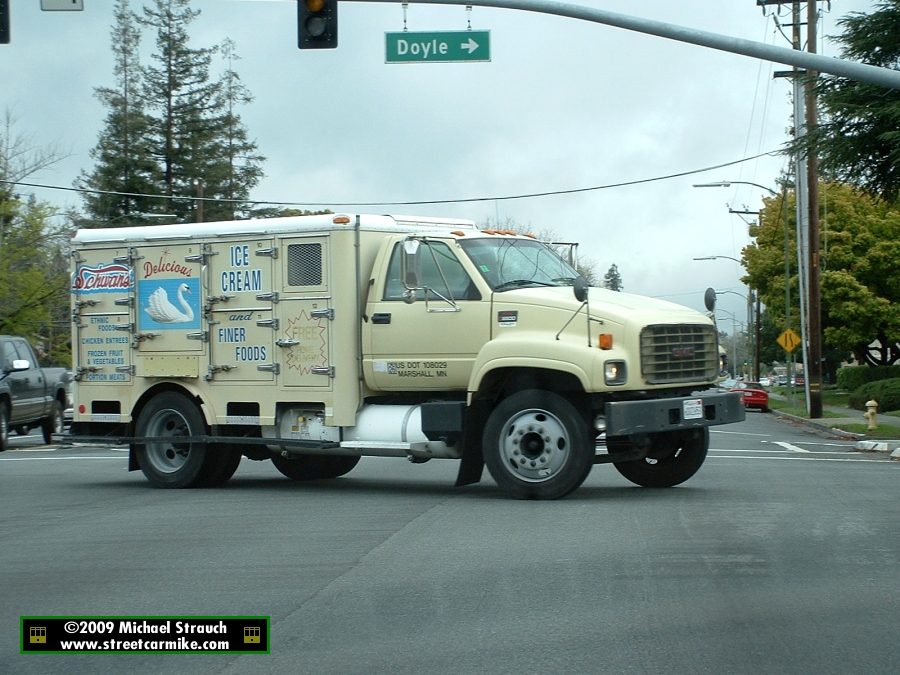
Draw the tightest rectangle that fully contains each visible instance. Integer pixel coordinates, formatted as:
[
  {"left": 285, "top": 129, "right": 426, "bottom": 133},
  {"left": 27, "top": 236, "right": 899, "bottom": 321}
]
[{"left": 730, "top": 381, "right": 769, "bottom": 413}]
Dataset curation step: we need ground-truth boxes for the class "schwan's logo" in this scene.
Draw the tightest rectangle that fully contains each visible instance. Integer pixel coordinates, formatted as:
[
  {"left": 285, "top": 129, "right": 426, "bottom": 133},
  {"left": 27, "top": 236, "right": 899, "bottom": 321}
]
[{"left": 72, "top": 263, "right": 134, "bottom": 294}]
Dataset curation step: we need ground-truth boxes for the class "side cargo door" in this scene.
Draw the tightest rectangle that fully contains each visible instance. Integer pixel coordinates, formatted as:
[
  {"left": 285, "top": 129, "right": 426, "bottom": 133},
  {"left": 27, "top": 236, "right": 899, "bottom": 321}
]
[
  {"left": 276, "top": 235, "right": 333, "bottom": 389},
  {"left": 205, "top": 239, "right": 278, "bottom": 383},
  {"left": 71, "top": 247, "right": 135, "bottom": 387}
]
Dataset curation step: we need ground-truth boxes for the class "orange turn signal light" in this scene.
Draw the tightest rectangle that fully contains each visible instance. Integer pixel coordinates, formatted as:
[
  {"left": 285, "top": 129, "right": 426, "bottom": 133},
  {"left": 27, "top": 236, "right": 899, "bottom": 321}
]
[
  {"left": 332, "top": 216, "right": 350, "bottom": 224},
  {"left": 598, "top": 333, "right": 613, "bottom": 350}
]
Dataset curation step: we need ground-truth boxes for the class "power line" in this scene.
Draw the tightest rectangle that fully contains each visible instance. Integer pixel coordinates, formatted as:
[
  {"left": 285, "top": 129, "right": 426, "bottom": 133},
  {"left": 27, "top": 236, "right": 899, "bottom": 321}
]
[{"left": 1, "top": 150, "right": 778, "bottom": 209}]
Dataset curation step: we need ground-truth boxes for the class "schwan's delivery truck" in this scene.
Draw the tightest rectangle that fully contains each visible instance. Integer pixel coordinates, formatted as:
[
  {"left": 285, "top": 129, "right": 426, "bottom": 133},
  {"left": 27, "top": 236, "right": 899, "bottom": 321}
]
[{"left": 68, "top": 214, "right": 743, "bottom": 499}]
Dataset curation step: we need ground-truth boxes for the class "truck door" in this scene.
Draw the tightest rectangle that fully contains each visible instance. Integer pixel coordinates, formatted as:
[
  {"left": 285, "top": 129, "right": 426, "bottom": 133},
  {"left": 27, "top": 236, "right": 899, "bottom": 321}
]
[
  {"left": 276, "top": 235, "right": 333, "bottom": 389},
  {"left": 363, "top": 238, "right": 490, "bottom": 390},
  {"left": 132, "top": 244, "right": 205, "bottom": 381},
  {"left": 205, "top": 239, "right": 278, "bottom": 383},
  {"left": 71, "top": 247, "right": 135, "bottom": 387},
  {"left": 2, "top": 339, "right": 40, "bottom": 422}
]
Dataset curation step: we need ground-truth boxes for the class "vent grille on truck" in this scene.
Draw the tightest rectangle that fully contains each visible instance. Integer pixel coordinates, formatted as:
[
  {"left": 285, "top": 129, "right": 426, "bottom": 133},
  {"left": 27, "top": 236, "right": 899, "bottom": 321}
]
[
  {"left": 287, "top": 243, "right": 323, "bottom": 286},
  {"left": 640, "top": 324, "right": 718, "bottom": 385}
]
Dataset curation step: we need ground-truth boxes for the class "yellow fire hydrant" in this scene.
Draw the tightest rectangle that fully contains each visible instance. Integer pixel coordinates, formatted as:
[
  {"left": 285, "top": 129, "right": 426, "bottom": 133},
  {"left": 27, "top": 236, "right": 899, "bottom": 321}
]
[{"left": 863, "top": 399, "right": 879, "bottom": 430}]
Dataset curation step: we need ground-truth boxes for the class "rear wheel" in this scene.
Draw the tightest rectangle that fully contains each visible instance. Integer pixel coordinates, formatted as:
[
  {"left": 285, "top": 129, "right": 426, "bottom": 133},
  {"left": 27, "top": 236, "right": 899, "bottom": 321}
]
[
  {"left": 270, "top": 453, "right": 360, "bottom": 480},
  {"left": 0, "top": 404, "right": 9, "bottom": 452},
  {"left": 41, "top": 400, "right": 64, "bottom": 444},
  {"left": 195, "top": 446, "right": 242, "bottom": 487},
  {"left": 483, "top": 389, "right": 593, "bottom": 500},
  {"left": 134, "top": 392, "right": 211, "bottom": 488},
  {"left": 610, "top": 428, "right": 709, "bottom": 488}
]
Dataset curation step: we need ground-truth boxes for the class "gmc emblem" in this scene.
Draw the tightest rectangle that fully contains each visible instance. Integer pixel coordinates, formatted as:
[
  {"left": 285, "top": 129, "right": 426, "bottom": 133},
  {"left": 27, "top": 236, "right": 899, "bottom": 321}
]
[{"left": 671, "top": 347, "right": 696, "bottom": 359}]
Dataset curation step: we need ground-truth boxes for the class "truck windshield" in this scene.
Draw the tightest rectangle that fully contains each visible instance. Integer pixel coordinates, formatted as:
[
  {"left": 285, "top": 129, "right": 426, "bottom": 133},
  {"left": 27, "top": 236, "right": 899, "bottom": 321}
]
[{"left": 458, "top": 238, "right": 580, "bottom": 292}]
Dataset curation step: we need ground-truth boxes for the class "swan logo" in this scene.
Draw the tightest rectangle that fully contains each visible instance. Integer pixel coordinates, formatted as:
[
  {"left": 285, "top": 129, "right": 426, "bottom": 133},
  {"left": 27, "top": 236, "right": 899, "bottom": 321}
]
[{"left": 138, "top": 278, "right": 201, "bottom": 330}]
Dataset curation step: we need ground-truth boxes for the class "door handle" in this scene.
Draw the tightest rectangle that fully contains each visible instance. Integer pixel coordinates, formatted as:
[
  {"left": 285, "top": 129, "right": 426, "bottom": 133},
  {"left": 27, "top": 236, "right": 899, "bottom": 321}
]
[{"left": 372, "top": 313, "right": 392, "bottom": 325}]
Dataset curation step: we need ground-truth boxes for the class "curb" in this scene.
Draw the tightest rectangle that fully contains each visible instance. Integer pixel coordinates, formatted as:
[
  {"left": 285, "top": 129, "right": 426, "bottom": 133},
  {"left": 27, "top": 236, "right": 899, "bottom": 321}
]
[
  {"left": 771, "top": 410, "right": 863, "bottom": 440},
  {"left": 773, "top": 410, "right": 900, "bottom": 457}
]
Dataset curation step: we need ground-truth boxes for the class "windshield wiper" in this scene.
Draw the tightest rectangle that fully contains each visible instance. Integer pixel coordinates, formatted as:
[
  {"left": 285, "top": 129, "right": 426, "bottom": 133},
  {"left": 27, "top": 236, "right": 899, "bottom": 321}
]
[{"left": 493, "top": 279, "right": 557, "bottom": 291}]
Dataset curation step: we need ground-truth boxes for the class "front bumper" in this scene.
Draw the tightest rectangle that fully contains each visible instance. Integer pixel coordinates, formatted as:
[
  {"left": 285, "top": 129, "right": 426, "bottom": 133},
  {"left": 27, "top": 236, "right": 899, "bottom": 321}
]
[{"left": 604, "top": 392, "right": 745, "bottom": 437}]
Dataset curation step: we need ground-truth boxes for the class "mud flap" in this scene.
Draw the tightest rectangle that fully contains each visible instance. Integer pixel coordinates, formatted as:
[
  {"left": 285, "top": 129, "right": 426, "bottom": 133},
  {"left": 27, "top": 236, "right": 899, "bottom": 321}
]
[{"left": 454, "top": 399, "right": 489, "bottom": 487}]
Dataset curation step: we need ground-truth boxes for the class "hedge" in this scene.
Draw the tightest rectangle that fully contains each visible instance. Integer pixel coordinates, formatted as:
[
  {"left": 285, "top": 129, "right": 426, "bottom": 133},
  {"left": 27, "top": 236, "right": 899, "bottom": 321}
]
[
  {"left": 836, "top": 365, "right": 900, "bottom": 392},
  {"left": 848, "top": 378, "right": 900, "bottom": 412}
]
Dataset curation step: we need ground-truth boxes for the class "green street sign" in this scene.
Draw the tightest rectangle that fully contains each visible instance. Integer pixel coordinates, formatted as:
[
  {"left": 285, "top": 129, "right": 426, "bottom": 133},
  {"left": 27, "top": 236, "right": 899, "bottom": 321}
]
[{"left": 385, "top": 30, "right": 490, "bottom": 64}]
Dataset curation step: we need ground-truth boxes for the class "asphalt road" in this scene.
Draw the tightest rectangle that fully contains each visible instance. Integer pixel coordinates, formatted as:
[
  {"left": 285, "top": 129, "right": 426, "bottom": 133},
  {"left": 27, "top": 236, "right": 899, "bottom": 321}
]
[{"left": 2, "top": 414, "right": 899, "bottom": 675}]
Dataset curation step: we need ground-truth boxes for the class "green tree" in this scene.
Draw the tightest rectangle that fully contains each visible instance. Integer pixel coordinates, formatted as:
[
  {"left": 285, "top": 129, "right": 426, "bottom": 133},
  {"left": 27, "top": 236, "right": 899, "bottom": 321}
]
[
  {"left": 603, "top": 264, "right": 623, "bottom": 291},
  {"left": 0, "top": 113, "right": 72, "bottom": 366},
  {"left": 743, "top": 181, "right": 900, "bottom": 373},
  {"left": 137, "top": 0, "right": 263, "bottom": 222},
  {"left": 77, "top": 0, "right": 161, "bottom": 226},
  {"left": 139, "top": 0, "right": 219, "bottom": 220},
  {"left": 204, "top": 38, "right": 265, "bottom": 221},
  {"left": 805, "top": 1, "right": 900, "bottom": 201}
]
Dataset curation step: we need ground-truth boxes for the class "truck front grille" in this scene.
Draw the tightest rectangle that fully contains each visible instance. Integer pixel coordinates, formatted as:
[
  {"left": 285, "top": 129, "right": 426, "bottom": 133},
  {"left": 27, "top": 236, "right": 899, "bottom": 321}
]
[{"left": 640, "top": 324, "right": 718, "bottom": 385}]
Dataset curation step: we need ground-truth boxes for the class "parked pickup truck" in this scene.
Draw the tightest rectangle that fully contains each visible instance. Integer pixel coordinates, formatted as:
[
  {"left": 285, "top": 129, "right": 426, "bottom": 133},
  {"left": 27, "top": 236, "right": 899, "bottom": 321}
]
[{"left": 0, "top": 336, "right": 69, "bottom": 450}]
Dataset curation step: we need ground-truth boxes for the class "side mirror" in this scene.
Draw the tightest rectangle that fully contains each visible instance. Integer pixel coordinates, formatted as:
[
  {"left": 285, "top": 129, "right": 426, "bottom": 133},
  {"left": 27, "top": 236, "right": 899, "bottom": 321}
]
[
  {"left": 11, "top": 359, "right": 30, "bottom": 371},
  {"left": 400, "top": 239, "right": 422, "bottom": 291},
  {"left": 573, "top": 275, "right": 589, "bottom": 303}
]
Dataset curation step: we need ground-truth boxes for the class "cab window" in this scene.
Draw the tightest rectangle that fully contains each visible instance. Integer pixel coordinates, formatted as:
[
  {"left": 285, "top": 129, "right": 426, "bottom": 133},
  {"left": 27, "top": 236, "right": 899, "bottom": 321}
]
[{"left": 383, "top": 240, "right": 480, "bottom": 301}]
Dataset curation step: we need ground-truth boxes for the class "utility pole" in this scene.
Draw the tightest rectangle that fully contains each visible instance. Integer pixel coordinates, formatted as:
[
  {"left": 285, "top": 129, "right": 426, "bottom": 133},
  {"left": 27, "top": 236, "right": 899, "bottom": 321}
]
[
  {"left": 806, "top": 0, "right": 823, "bottom": 417},
  {"left": 791, "top": 0, "right": 812, "bottom": 412}
]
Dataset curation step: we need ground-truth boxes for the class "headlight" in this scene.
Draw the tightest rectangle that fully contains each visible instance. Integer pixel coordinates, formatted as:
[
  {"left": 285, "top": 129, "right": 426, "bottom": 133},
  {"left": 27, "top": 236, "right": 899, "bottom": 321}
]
[{"left": 604, "top": 360, "right": 627, "bottom": 386}]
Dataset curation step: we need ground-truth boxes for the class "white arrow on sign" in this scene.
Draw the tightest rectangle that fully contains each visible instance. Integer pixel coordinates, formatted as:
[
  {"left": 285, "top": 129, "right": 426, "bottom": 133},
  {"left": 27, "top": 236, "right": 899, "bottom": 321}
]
[{"left": 460, "top": 38, "right": 479, "bottom": 54}]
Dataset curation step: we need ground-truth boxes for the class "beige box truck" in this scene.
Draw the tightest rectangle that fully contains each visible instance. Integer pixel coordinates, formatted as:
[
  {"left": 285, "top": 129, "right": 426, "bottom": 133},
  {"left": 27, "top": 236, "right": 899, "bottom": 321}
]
[{"left": 69, "top": 213, "right": 744, "bottom": 499}]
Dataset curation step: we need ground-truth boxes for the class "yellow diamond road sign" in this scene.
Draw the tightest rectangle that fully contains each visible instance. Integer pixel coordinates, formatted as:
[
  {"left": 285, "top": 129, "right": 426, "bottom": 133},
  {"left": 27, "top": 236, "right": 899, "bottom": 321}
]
[{"left": 777, "top": 328, "right": 801, "bottom": 353}]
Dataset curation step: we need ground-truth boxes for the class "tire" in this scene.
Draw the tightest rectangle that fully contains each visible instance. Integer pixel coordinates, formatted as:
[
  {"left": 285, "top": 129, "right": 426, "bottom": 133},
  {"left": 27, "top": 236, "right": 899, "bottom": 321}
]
[
  {"left": 270, "top": 453, "right": 360, "bottom": 481},
  {"left": 0, "top": 404, "right": 9, "bottom": 452},
  {"left": 15, "top": 426, "right": 29, "bottom": 436},
  {"left": 133, "top": 392, "right": 210, "bottom": 488},
  {"left": 195, "top": 446, "right": 242, "bottom": 488},
  {"left": 41, "top": 400, "right": 64, "bottom": 444},
  {"left": 610, "top": 428, "right": 709, "bottom": 488},
  {"left": 482, "top": 389, "right": 593, "bottom": 500}
]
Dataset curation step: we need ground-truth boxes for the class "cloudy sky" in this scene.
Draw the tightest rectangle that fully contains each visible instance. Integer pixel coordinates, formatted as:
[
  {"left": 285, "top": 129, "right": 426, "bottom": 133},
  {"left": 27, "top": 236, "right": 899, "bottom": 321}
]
[{"left": 2, "top": 0, "right": 877, "bottom": 327}]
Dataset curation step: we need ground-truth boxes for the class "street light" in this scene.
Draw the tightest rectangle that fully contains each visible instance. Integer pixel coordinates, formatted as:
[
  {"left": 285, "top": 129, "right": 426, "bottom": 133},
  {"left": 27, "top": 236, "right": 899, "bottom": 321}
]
[
  {"left": 695, "top": 255, "right": 759, "bottom": 381},
  {"left": 693, "top": 181, "right": 778, "bottom": 196},
  {"left": 716, "top": 310, "right": 745, "bottom": 379},
  {"left": 695, "top": 181, "right": 791, "bottom": 388},
  {"left": 693, "top": 255, "right": 742, "bottom": 264}
]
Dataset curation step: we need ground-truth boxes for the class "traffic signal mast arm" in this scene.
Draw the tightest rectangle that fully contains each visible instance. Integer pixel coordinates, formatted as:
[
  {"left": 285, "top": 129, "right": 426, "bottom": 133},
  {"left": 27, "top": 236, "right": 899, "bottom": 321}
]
[{"left": 345, "top": 0, "right": 900, "bottom": 90}]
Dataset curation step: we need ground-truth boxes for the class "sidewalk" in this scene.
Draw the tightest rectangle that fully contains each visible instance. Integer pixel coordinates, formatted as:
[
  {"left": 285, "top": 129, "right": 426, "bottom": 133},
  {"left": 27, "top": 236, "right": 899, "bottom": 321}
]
[{"left": 770, "top": 394, "right": 900, "bottom": 457}]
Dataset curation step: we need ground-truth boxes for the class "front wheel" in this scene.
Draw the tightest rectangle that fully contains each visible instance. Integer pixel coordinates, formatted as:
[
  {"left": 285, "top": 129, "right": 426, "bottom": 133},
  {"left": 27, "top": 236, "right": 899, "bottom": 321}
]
[
  {"left": 610, "top": 428, "right": 709, "bottom": 488},
  {"left": 134, "top": 392, "right": 211, "bottom": 488},
  {"left": 41, "top": 400, "right": 64, "bottom": 444},
  {"left": 483, "top": 390, "right": 593, "bottom": 500}
]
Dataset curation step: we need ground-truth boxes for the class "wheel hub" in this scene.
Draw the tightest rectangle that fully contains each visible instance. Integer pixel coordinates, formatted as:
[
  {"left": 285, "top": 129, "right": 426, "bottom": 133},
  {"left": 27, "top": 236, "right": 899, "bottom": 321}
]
[{"left": 501, "top": 409, "right": 569, "bottom": 482}]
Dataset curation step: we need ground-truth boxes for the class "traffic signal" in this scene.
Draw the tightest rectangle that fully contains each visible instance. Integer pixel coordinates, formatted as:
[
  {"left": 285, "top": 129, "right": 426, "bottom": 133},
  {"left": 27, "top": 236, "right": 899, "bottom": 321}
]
[
  {"left": 298, "top": 0, "right": 337, "bottom": 50},
  {"left": 1, "top": 0, "right": 9, "bottom": 45}
]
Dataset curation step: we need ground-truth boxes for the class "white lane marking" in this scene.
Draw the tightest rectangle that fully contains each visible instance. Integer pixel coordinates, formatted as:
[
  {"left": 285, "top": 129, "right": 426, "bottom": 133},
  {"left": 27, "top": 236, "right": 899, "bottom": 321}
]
[
  {"left": 9, "top": 447, "right": 58, "bottom": 452},
  {"left": 710, "top": 429, "right": 772, "bottom": 437},
  {"left": 708, "top": 455, "right": 895, "bottom": 463},
  {"left": 710, "top": 448, "right": 858, "bottom": 455},
  {"left": 773, "top": 441, "right": 810, "bottom": 453},
  {"left": 0, "top": 456, "right": 123, "bottom": 461}
]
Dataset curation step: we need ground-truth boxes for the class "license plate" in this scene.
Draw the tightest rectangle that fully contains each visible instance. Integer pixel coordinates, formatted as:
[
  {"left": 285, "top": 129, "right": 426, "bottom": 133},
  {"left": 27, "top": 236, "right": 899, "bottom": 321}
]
[{"left": 683, "top": 399, "right": 703, "bottom": 420}]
